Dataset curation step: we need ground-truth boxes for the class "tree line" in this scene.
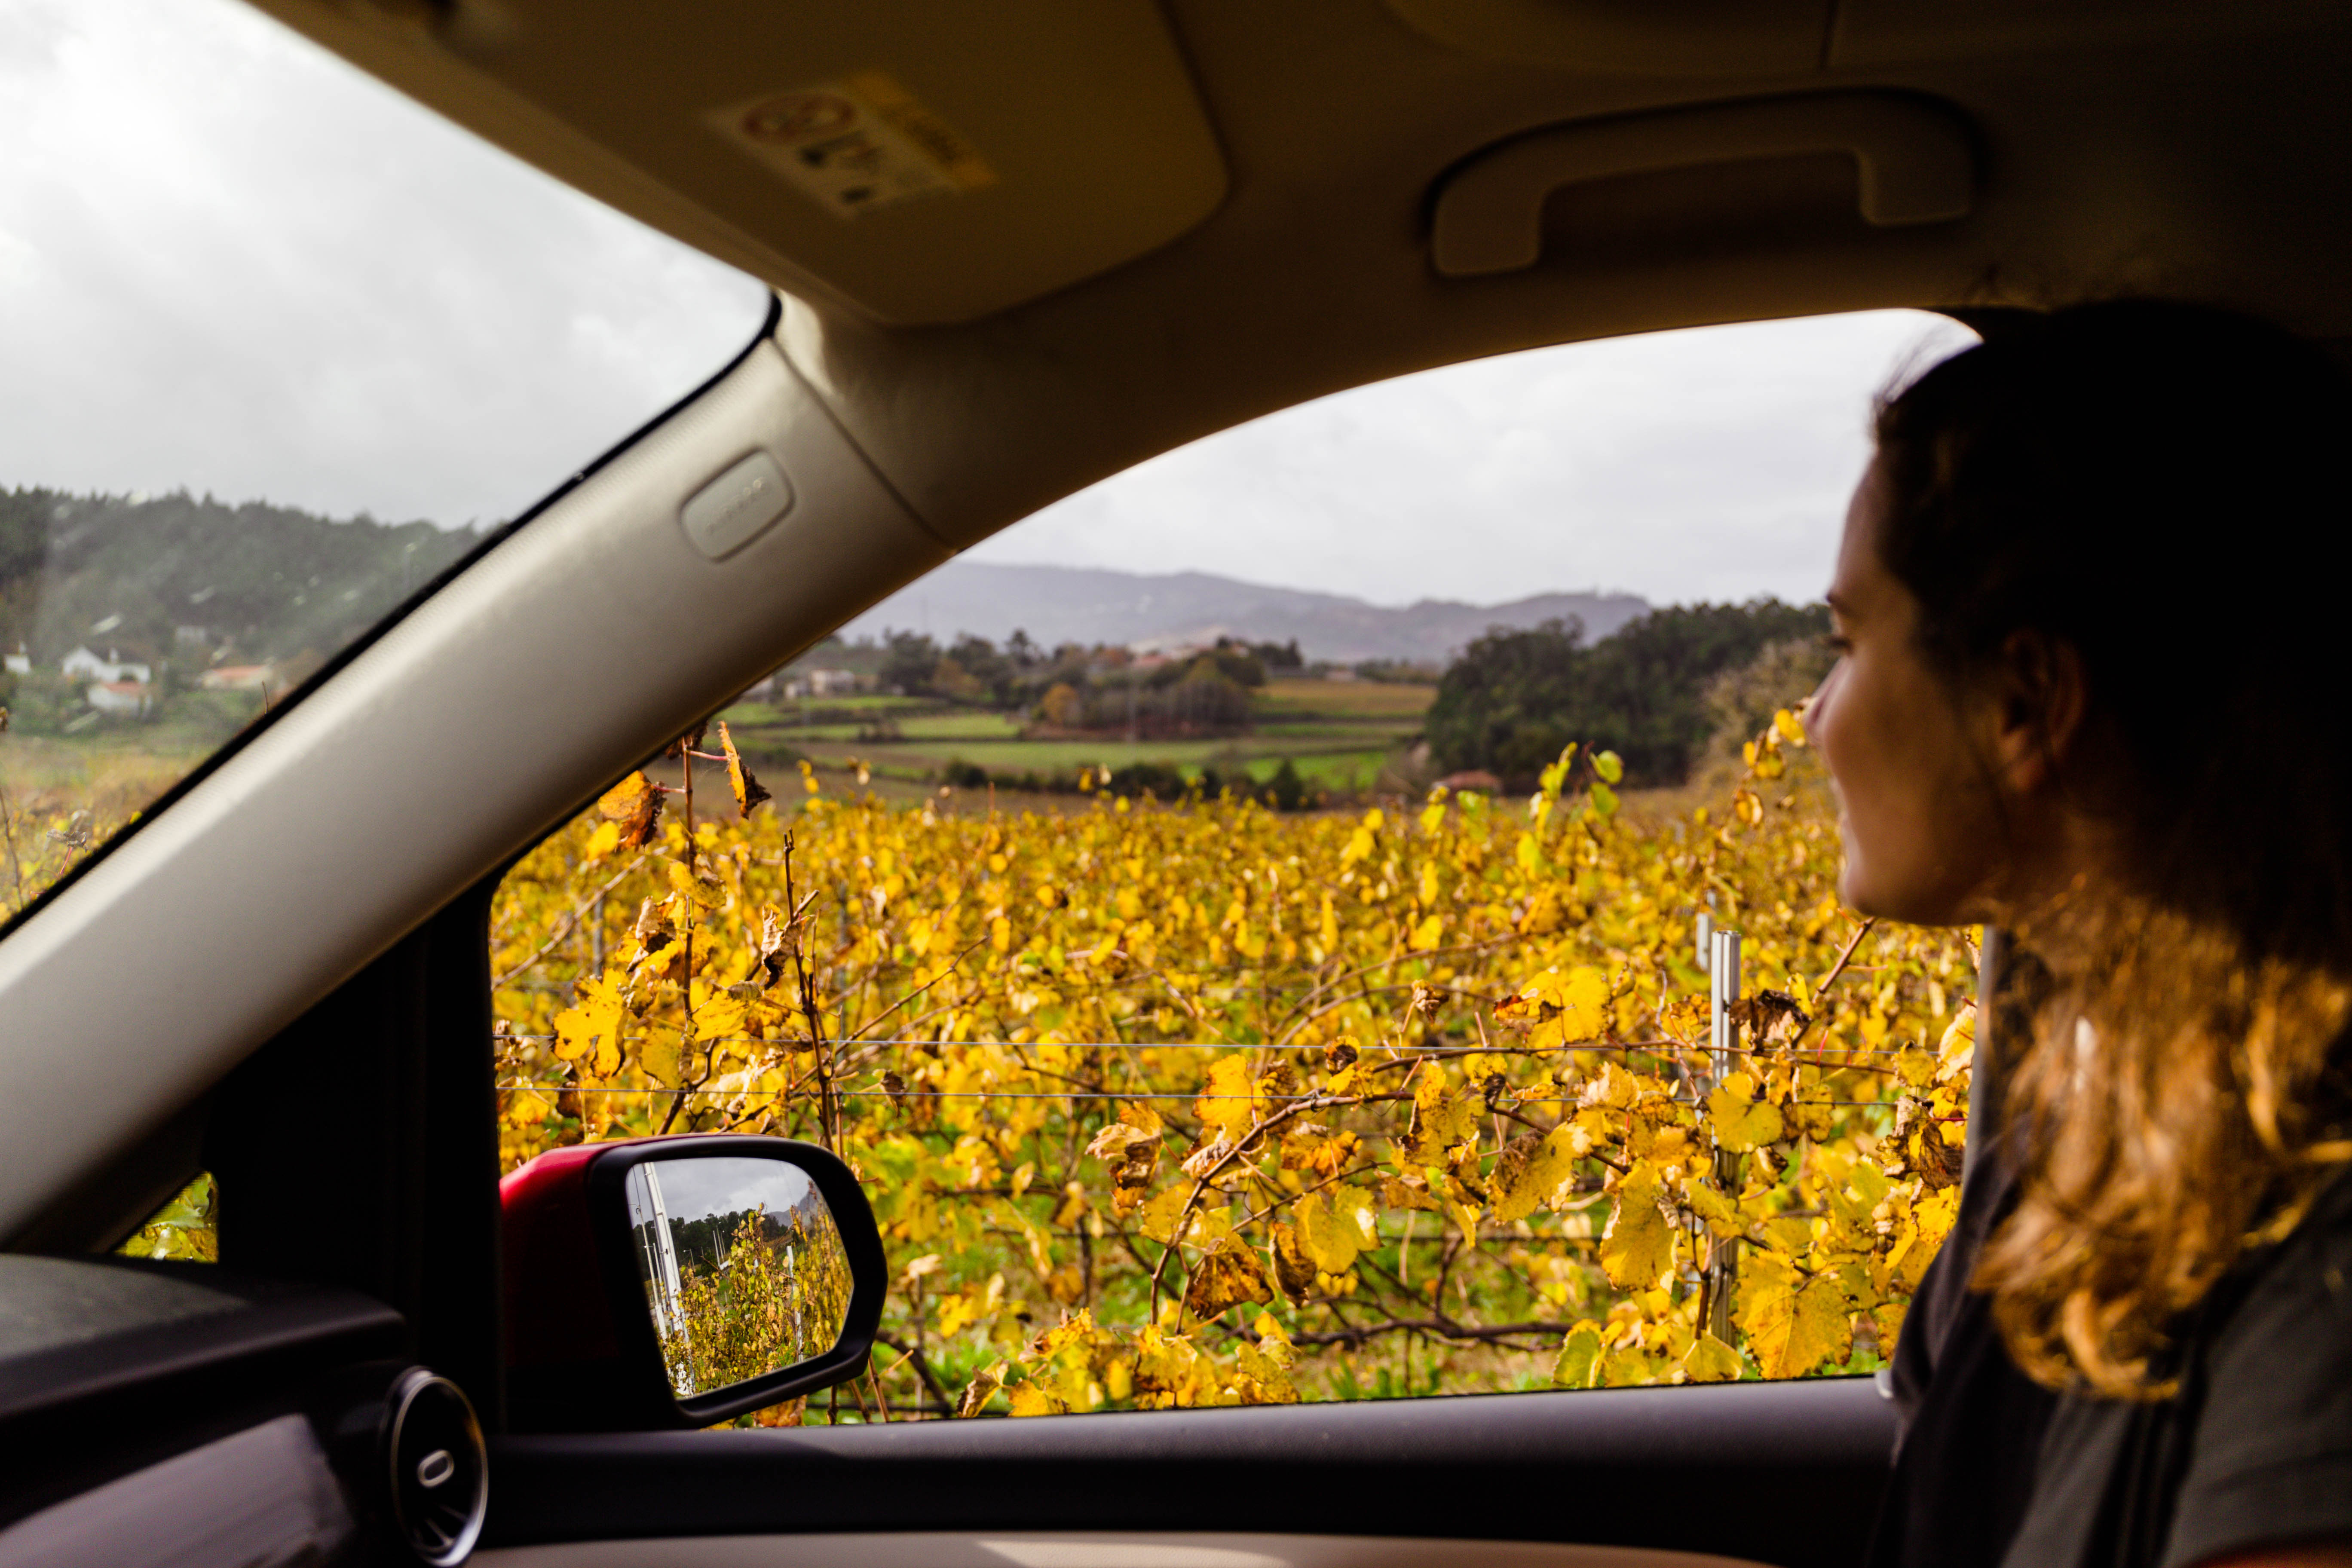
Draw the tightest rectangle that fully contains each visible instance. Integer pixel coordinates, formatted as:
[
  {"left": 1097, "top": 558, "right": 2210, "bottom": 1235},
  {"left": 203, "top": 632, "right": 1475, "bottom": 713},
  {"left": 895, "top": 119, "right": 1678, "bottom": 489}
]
[{"left": 1424, "top": 599, "right": 1831, "bottom": 789}]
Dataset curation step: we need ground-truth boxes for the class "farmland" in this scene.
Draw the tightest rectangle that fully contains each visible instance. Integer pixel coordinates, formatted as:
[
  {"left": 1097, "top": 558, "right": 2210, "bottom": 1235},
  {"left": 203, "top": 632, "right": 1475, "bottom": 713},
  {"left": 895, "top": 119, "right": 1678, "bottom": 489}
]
[{"left": 718, "top": 676, "right": 1436, "bottom": 806}]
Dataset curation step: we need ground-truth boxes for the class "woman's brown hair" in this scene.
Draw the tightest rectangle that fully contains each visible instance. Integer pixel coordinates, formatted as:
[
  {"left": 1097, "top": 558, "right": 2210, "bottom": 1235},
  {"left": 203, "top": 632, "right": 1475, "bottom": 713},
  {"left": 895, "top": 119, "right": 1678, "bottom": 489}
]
[{"left": 1872, "top": 299, "right": 2352, "bottom": 1396}]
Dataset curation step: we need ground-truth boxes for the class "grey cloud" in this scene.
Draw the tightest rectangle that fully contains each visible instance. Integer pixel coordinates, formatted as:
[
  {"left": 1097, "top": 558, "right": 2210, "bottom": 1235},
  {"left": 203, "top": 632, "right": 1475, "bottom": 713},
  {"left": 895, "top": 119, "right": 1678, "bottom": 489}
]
[
  {"left": 970, "top": 311, "right": 1976, "bottom": 608},
  {"left": 0, "top": 0, "right": 770, "bottom": 530}
]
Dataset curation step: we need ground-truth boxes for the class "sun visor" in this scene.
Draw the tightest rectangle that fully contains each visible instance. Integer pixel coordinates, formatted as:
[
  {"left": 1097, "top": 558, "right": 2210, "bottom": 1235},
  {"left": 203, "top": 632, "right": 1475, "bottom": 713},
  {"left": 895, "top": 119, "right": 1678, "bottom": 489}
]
[{"left": 250, "top": 0, "right": 1228, "bottom": 327}]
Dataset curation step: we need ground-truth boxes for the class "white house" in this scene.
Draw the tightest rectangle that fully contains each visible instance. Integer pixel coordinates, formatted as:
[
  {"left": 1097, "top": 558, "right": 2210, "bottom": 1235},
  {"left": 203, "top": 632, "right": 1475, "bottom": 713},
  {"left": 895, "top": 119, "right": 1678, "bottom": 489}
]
[
  {"left": 87, "top": 680, "right": 153, "bottom": 717},
  {"left": 781, "top": 667, "right": 860, "bottom": 699},
  {"left": 61, "top": 646, "right": 152, "bottom": 686},
  {"left": 3, "top": 644, "right": 27, "bottom": 676}
]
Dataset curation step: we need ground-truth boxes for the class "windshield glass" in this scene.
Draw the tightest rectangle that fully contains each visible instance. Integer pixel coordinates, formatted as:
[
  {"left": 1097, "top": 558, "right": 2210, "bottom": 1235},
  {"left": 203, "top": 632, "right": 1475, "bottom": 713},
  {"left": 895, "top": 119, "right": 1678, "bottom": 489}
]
[{"left": 0, "top": 0, "right": 772, "bottom": 917}]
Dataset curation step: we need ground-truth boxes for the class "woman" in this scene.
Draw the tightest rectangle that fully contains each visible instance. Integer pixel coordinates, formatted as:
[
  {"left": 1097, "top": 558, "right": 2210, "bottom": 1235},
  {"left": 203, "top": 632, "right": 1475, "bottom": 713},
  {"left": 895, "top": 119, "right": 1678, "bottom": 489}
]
[{"left": 1807, "top": 300, "right": 2352, "bottom": 1568}]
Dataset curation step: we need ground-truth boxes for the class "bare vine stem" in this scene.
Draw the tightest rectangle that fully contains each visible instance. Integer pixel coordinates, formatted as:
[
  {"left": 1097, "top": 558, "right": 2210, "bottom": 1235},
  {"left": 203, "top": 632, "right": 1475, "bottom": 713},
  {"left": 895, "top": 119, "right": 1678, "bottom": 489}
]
[{"left": 1786, "top": 917, "right": 1878, "bottom": 1054}]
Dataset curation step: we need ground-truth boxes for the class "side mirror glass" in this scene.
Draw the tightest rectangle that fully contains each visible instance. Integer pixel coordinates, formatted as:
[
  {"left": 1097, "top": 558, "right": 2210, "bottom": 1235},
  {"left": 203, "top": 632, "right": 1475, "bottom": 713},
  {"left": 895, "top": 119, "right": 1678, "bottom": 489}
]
[
  {"left": 622, "top": 1156, "right": 855, "bottom": 1399},
  {"left": 501, "top": 1135, "right": 886, "bottom": 1431}
]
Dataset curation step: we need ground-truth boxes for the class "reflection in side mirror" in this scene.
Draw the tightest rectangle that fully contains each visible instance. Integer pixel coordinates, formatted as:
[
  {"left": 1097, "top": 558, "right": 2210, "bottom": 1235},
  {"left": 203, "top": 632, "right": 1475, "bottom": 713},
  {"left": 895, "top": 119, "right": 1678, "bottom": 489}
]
[{"left": 623, "top": 1157, "right": 855, "bottom": 1400}]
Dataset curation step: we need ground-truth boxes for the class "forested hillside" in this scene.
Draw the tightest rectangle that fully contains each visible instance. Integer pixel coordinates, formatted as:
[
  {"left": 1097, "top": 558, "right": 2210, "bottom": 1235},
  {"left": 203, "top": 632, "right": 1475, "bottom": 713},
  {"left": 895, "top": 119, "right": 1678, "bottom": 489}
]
[
  {"left": 1424, "top": 600, "right": 1831, "bottom": 788},
  {"left": 0, "top": 487, "right": 478, "bottom": 671}
]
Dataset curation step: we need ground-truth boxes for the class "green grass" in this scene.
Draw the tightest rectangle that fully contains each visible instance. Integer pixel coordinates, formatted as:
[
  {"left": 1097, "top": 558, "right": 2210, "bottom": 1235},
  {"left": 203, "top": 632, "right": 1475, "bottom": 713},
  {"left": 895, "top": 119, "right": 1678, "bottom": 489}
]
[
  {"left": 1249, "top": 750, "right": 1393, "bottom": 791},
  {"left": 741, "top": 722, "right": 861, "bottom": 741},
  {"left": 730, "top": 679, "right": 1434, "bottom": 803},
  {"left": 721, "top": 694, "right": 936, "bottom": 727},
  {"left": 801, "top": 738, "right": 1245, "bottom": 772},
  {"left": 894, "top": 712, "right": 1026, "bottom": 741},
  {"left": 1251, "top": 721, "right": 1415, "bottom": 742},
  {"left": 1255, "top": 678, "right": 1438, "bottom": 720}
]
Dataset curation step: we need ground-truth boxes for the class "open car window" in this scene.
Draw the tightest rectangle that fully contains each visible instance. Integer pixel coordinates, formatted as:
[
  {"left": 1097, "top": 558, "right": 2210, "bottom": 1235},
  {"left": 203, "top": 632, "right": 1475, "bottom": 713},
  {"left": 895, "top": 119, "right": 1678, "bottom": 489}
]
[
  {"left": 492, "top": 310, "right": 1988, "bottom": 1422},
  {"left": 0, "top": 0, "right": 772, "bottom": 922}
]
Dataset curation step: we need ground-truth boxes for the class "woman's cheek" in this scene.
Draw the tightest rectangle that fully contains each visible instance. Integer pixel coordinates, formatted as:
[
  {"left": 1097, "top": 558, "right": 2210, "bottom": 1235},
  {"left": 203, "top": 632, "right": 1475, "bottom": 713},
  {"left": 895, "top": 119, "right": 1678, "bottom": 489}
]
[{"left": 1812, "top": 660, "right": 1904, "bottom": 915}]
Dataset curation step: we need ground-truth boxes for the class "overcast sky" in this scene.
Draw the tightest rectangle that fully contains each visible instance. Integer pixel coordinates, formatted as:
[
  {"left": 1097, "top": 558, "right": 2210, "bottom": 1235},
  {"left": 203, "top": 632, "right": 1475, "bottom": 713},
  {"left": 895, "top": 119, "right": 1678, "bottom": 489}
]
[
  {"left": 641, "top": 1158, "right": 819, "bottom": 1231},
  {"left": 0, "top": 0, "right": 770, "bottom": 530},
  {"left": 2, "top": 0, "right": 1972, "bottom": 607},
  {"left": 971, "top": 309, "right": 1975, "bottom": 606}
]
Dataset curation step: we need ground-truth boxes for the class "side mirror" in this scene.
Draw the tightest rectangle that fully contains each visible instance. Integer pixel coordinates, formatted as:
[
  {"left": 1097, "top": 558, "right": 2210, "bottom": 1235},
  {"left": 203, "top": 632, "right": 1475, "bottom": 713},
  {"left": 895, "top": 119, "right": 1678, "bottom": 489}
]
[{"left": 501, "top": 1135, "right": 886, "bottom": 1431}]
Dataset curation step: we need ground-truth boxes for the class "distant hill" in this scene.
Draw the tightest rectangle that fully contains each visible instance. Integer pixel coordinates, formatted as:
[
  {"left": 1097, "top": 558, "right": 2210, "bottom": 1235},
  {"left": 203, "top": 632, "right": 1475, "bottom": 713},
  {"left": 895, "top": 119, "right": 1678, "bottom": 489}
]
[
  {"left": 0, "top": 487, "right": 476, "bottom": 669},
  {"left": 839, "top": 561, "right": 1649, "bottom": 666}
]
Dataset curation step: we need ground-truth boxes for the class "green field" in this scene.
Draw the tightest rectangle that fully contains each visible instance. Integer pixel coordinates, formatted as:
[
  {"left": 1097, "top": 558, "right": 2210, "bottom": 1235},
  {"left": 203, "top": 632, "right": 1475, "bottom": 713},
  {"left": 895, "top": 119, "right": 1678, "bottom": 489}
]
[{"left": 718, "top": 676, "right": 1434, "bottom": 804}]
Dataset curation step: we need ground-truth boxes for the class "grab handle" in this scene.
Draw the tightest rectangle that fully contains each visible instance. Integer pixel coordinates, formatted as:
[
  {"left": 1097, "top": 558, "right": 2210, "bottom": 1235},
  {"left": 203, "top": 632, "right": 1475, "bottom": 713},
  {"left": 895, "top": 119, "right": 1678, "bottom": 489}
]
[{"left": 1432, "top": 92, "right": 1975, "bottom": 277}]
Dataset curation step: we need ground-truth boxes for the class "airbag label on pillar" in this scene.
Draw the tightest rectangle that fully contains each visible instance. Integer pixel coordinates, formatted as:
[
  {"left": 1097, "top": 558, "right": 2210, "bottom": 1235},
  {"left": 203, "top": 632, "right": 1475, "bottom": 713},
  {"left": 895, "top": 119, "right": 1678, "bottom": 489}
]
[{"left": 680, "top": 451, "right": 794, "bottom": 561}]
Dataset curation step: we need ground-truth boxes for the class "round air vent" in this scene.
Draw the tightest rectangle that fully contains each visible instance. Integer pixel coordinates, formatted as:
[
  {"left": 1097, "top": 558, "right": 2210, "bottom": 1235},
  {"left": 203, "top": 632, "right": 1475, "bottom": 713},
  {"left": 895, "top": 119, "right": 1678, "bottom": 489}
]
[{"left": 384, "top": 1367, "right": 487, "bottom": 1565}]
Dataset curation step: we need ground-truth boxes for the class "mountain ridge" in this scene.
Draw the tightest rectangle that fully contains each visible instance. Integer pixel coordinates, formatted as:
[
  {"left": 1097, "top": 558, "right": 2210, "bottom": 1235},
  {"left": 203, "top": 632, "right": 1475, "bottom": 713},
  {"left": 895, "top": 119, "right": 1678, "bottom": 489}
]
[{"left": 839, "top": 560, "right": 1651, "bottom": 665}]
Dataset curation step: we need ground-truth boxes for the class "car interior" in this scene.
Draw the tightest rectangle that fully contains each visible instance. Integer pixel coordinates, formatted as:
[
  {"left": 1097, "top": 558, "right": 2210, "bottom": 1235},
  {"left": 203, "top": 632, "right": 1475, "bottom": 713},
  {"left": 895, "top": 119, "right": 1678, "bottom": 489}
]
[{"left": 5, "top": 0, "right": 2350, "bottom": 1564}]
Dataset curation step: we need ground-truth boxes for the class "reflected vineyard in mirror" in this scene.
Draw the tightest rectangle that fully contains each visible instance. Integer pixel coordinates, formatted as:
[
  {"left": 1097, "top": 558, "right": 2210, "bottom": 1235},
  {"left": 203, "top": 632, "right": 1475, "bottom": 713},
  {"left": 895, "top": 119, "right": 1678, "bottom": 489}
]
[{"left": 624, "top": 1158, "right": 855, "bottom": 1400}]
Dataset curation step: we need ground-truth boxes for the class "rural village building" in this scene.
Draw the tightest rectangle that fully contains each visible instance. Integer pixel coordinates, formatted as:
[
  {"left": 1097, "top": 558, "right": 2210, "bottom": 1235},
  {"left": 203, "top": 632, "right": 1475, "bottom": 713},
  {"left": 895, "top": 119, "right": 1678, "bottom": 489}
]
[
  {"left": 87, "top": 680, "right": 154, "bottom": 717},
  {"left": 198, "top": 664, "right": 276, "bottom": 693},
  {"left": 61, "top": 646, "right": 153, "bottom": 686}
]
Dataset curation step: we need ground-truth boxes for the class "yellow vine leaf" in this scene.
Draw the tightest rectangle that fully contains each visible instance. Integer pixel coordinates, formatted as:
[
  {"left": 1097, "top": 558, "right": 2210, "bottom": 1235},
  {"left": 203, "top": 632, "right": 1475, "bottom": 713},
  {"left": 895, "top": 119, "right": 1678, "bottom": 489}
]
[
  {"left": 693, "top": 998, "right": 747, "bottom": 1043},
  {"left": 1139, "top": 1184, "right": 1230, "bottom": 1249},
  {"left": 956, "top": 1361, "right": 1006, "bottom": 1418},
  {"left": 1184, "top": 1234, "right": 1275, "bottom": 1318},
  {"left": 1270, "top": 1222, "right": 1316, "bottom": 1303},
  {"left": 1505, "top": 965, "right": 1611, "bottom": 1048},
  {"left": 1937, "top": 1002, "right": 1977, "bottom": 1083},
  {"left": 1409, "top": 1065, "right": 1481, "bottom": 1162},
  {"left": 717, "top": 720, "right": 771, "bottom": 817},
  {"left": 1682, "top": 1332, "right": 1745, "bottom": 1383},
  {"left": 1707, "top": 1072, "right": 1785, "bottom": 1153},
  {"left": 1599, "top": 1162, "right": 1674, "bottom": 1289},
  {"left": 1736, "top": 1255, "right": 1853, "bottom": 1378},
  {"left": 552, "top": 973, "right": 626, "bottom": 1076},
  {"left": 1195, "top": 1056, "right": 1258, "bottom": 1138},
  {"left": 596, "top": 770, "right": 663, "bottom": 850},
  {"left": 1684, "top": 1179, "right": 1746, "bottom": 1238},
  {"left": 1295, "top": 1184, "right": 1378, "bottom": 1274},
  {"left": 1488, "top": 1125, "right": 1579, "bottom": 1224},
  {"left": 1085, "top": 1122, "right": 1158, "bottom": 1163},
  {"left": 1552, "top": 1323, "right": 1604, "bottom": 1389}
]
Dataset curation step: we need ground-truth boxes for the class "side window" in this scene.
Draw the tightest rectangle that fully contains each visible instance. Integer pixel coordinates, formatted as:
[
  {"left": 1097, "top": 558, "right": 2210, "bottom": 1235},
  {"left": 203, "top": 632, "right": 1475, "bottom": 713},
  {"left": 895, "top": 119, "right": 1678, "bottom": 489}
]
[
  {"left": 0, "top": 0, "right": 771, "bottom": 923},
  {"left": 493, "top": 310, "right": 1978, "bottom": 1421}
]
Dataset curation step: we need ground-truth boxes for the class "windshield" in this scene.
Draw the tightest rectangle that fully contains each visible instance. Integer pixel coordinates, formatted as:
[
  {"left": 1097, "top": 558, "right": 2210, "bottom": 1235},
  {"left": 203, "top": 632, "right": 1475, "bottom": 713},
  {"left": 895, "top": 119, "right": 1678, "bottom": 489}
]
[{"left": 0, "top": 0, "right": 772, "bottom": 918}]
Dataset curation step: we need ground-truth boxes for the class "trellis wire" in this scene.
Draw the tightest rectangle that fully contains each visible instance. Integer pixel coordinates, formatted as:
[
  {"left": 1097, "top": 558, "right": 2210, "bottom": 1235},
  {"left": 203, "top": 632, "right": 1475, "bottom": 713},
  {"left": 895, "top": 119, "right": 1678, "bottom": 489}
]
[
  {"left": 496, "top": 1080, "right": 1903, "bottom": 1108},
  {"left": 496, "top": 1032, "right": 1923, "bottom": 1060}
]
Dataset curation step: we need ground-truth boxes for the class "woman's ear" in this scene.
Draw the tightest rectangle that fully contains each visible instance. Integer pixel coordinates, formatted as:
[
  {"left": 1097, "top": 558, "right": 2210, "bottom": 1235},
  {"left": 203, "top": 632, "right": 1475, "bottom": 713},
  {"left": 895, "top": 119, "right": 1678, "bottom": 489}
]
[{"left": 1987, "top": 629, "right": 2088, "bottom": 796}]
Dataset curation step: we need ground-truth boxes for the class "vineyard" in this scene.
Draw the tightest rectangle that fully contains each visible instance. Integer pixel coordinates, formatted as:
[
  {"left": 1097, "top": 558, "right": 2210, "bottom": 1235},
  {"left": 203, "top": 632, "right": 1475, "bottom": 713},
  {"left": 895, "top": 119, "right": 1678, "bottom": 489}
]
[{"left": 490, "top": 712, "right": 1976, "bottom": 1422}]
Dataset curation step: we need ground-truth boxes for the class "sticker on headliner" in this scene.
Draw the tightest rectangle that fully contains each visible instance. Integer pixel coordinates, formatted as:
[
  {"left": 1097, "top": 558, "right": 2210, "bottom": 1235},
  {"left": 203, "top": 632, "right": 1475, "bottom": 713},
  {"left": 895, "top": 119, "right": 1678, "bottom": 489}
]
[{"left": 705, "top": 71, "right": 996, "bottom": 219}]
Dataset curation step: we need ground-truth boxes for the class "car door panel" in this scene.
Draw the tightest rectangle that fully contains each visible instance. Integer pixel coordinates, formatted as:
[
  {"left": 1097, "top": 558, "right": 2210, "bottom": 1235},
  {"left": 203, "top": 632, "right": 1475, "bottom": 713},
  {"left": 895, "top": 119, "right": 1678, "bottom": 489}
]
[
  {"left": 485, "top": 1379, "right": 1895, "bottom": 1568},
  {"left": 0, "top": 1256, "right": 402, "bottom": 1537},
  {"left": 0, "top": 1414, "right": 358, "bottom": 1568},
  {"left": 480, "top": 1532, "right": 1788, "bottom": 1568}
]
